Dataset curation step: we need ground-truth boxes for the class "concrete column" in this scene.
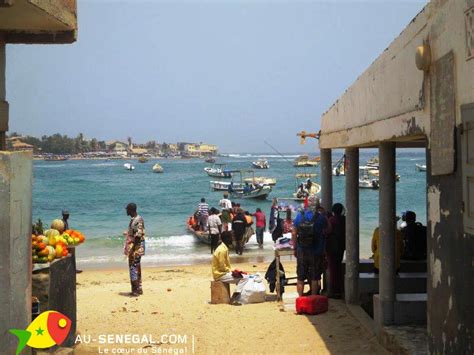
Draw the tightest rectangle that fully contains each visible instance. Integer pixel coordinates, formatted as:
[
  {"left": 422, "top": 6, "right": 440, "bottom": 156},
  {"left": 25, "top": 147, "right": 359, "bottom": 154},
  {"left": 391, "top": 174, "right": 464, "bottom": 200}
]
[
  {"left": 320, "top": 148, "right": 333, "bottom": 211},
  {"left": 0, "top": 39, "right": 7, "bottom": 150},
  {"left": 344, "top": 147, "right": 359, "bottom": 304},
  {"left": 0, "top": 151, "right": 33, "bottom": 353},
  {"left": 377, "top": 142, "right": 396, "bottom": 328}
]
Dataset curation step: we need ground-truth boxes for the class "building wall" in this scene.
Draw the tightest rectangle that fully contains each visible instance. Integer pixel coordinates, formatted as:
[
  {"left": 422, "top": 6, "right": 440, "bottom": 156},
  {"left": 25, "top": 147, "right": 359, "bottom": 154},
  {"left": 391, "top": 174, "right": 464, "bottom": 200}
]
[{"left": 427, "top": 133, "right": 473, "bottom": 354}]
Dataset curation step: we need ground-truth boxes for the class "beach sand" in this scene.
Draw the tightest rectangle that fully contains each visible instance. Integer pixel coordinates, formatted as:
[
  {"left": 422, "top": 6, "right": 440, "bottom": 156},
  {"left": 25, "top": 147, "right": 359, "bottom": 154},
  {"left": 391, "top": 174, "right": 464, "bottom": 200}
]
[{"left": 74, "top": 261, "right": 386, "bottom": 355}]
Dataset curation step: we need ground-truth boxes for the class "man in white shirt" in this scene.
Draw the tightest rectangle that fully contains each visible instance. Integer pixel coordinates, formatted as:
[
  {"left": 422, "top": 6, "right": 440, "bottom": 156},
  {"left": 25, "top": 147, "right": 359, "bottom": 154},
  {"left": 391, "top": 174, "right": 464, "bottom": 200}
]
[
  {"left": 219, "top": 192, "right": 232, "bottom": 210},
  {"left": 208, "top": 207, "right": 223, "bottom": 253}
]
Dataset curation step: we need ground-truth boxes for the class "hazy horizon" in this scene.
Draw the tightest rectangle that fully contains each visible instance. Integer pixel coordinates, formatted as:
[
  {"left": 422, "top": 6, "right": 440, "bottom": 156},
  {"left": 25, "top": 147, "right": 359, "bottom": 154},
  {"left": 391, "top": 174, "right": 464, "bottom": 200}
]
[{"left": 6, "top": 0, "right": 426, "bottom": 153}]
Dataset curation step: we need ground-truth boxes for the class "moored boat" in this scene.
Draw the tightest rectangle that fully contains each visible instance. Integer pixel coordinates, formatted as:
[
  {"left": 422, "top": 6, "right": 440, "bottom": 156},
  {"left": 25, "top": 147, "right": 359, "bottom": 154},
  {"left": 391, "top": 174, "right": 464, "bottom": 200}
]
[
  {"left": 252, "top": 159, "right": 270, "bottom": 169},
  {"left": 205, "top": 157, "right": 216, "bottom": 164},
  {"left": 124, "top": 163, "right": 135, "bottom": 171},
  {"left": 138, "top": 157, "right": 148, "bottom": 163},
  {"left": 230, "top": 185, "right": 272, "bottom": 200},
  {"left": 332, "top": 155, "right": 346, "bottom": 176},
  {"left": 204, "top": 163, "right": 232, "bottom": 178},
  {"left": 152, "top": 163, "right": 164, "bottom": 173},
  {"left": 359, "top": 176, "right": 379, "bottom": 189},
  {"left": 293, "top": 154, "right": 320, "bottom": 167},
  {"left": 186, "top": 219, "right": 254, "bottom": 248},
  {"left": 243, "top": 177, "right": 277, "bottom": 186},
  {"left": 416, "top": 163, "right": 427, "bottom": 172}
]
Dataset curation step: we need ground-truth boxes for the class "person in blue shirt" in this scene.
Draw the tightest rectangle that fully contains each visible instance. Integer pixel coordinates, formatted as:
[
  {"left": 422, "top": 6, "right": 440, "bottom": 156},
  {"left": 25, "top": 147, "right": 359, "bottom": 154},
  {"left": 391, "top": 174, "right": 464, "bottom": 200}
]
[{"left": 291, "top": 205, "right": 328, "bottom": 296}]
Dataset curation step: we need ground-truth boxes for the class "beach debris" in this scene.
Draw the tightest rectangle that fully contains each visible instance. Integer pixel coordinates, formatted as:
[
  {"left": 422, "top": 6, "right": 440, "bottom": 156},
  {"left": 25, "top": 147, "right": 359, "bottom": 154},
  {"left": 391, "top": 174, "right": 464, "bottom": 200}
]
[
  {"left": 121, "top": 307, "right": 127, "bottom": 312},
  {"left": 167, "top": 288, "right": 172, "bottom": 292}
]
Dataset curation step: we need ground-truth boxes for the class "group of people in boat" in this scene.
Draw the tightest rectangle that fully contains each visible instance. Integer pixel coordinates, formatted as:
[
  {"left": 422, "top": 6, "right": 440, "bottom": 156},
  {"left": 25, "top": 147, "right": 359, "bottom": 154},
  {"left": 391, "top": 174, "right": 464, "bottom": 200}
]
[
  {"left": 188, "top": 193, "right": 260, "bottom": 255},
  {"left": 296, "top": 178, "right": 314, "bottom": 199}
]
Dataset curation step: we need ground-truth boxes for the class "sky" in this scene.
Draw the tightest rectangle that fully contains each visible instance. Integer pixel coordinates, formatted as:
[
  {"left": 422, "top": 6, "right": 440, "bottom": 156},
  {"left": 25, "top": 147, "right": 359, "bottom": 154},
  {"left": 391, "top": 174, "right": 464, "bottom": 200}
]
[{"left": 6, "top": 0, "right": 426, "bottom": 153}]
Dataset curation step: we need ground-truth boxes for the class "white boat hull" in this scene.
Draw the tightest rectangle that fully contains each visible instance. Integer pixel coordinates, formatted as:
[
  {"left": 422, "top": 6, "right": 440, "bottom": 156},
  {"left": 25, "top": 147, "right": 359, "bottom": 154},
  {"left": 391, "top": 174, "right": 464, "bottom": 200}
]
[
  {"left": 416, "top": 164, "right": 427, "bottom": 172},
  {"left": 359, "top": 178, "right": 379, "bottom": 189},
  {"left": 231, "top": 185, "right": 272, "bottom": 200},
  {"left": 124, "top": 163, "right": 135, "bottom": 171}
]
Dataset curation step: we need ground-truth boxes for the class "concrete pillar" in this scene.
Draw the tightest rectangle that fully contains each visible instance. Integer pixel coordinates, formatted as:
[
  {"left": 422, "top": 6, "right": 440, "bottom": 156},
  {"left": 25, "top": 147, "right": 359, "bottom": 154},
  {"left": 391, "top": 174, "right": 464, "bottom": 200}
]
[
  {"left": 344, "top": 147, "right": 359, "bottom": 304},
  {"left": 0, "top": 151, "right": 33, "bottom": 353},
  {"left": 376, "top": 142, "right": 396, "bottom": 328},
  {"left": 320, "top": 148, "right": 333, "bottom": 211},
  {"left": 0, "top": 39, "right": 7, "bottom": 150}
]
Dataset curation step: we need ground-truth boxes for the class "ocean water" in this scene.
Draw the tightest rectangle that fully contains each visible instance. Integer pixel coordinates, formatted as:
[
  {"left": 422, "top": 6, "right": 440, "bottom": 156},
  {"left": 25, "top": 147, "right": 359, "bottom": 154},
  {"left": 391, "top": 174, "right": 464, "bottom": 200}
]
[{"left": 32, "top": 150, "right": 427, "bottom": 268}]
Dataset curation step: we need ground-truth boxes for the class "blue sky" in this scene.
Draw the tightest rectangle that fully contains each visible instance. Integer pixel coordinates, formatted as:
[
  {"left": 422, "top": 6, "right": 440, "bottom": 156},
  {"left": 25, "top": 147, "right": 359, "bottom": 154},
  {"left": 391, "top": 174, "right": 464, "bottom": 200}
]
[{"left": 6, "top": 0, "right": 426, "bottom": 153}]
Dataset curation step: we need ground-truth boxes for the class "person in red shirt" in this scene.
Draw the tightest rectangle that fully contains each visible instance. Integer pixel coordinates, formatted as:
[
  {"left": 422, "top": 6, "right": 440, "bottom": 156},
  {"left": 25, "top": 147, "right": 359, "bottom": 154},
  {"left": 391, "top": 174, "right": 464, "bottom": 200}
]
[{"left": 253, "top": 208, "right": 266, "bottom": 248}]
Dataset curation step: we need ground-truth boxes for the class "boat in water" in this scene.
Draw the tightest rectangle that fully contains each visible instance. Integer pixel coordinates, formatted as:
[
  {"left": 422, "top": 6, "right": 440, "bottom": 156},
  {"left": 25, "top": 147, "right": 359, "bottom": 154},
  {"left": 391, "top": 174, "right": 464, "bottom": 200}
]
[
  {"left": 230, "top": 185, "right": 272, "bottom": 200},
  {"left": 416, "top": 163, "right": 427, "bottom": 172},
  {"left": 138, "top": 157, "right": 148, "bottom": 163},
  {"left": 292, "top": 181, "right": 321, "bottom": 200},
  {"left": 44, "top": 155, "right": 68, "bottom": 161},
  {"left": 359, "top": 176, "right": 379, "bottom": 189},
  {"left": 293, "top": 154, "right": 320, "bottom": 167},
  {"left": 205, "top": 157, "right": 216, "bottom": 164},
  {"left": 124, "top": 163, "right": 135, "bottom": 171},
  {"left": 186, "top": 219, "right": 254, "bottom": 248},
  {"left": 243, "top": 176, "right": 277, "bottom": 186},
  {"left": 360, "top": 165, "right": 400, "bottom": 181},
  {"left": 252, "top": 159, "right": 270, "bottom": 169},
  {"left": 295, "top": 172, "right": 317, "bottom": 179},
  {"left": 204, "top": 163, "right": 233, "bottom": 178},
  {"left": 152, "top": 163, "right": 163, "bottom": 173}
]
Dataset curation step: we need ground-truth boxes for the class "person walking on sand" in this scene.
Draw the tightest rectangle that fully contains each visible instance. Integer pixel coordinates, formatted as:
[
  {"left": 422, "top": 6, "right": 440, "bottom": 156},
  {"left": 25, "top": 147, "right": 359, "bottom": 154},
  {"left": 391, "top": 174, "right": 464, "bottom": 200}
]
[
  {"left": 197, "top": 198, "right": 209, "bottom": 232},
  {"left": 253, "top": 208, "right": 266, "bottom": 248},
  {"left": 232, "top": 208, "right": 248, "bottom": 255},
  {"left": 208, "top": 207, "right": 223, "bottom": 254},
  {"left": 124, "top": 203, "right": 145, "bottom": 296}
]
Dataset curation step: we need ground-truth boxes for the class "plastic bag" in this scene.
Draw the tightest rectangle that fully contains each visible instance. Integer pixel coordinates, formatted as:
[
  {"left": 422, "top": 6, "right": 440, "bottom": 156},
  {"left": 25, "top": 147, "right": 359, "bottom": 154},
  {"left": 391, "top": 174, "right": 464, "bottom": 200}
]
[{"left": 238, "top": 273, "right": 266, "bottom": 304}]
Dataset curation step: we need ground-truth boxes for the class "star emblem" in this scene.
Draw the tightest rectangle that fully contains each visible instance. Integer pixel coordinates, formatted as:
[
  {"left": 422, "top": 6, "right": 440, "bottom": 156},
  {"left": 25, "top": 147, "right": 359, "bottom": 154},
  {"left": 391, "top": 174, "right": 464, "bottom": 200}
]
[{"left": 36, "top": 327, "right": 44, "bottom": 336}]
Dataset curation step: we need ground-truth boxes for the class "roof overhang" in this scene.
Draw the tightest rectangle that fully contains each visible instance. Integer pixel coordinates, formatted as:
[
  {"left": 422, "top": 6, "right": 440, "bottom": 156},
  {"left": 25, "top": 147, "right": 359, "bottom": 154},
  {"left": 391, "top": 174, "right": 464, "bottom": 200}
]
[{"left": 0, "top": 0, "right": 77, "bottom": 44}]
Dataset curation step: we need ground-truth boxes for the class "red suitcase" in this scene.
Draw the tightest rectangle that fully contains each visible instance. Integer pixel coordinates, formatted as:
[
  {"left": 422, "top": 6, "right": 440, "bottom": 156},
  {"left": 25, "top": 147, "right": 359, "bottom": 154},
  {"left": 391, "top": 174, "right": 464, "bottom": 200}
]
[{"left": 295, "top": 295, "right": 328, "bottom": 315}]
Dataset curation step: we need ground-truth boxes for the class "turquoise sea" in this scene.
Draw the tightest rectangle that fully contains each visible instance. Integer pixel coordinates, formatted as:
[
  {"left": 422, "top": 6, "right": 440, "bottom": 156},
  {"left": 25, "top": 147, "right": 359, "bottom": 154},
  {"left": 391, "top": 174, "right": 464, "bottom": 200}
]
[{"left": 32, "top": 150, "right": 427, "bottom": 268}]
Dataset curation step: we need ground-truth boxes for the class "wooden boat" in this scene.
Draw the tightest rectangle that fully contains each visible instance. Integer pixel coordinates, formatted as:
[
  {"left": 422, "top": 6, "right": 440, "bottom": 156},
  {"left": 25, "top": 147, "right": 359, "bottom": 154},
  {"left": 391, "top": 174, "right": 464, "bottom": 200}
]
[
  {"left": 187, "top": 222, "right": 254, "bottom": 248},
  {"left": 293, "top": 182, "right": 321, "bottom": 200},
  {"left": 152, "top": 163, "right": 163, "bottom": 173},
  {"left": 359, "top": 176, "right": 379, "bottom": 189},
  {"left": 295, "top": 173, "right": 317, "bottom": 179},
  {"left": 204, "top": 163, "right": 232, "bottom": 178},
  {"left": 44, "top": 155, "right": 68, "bottom": 161},
  {"left": 124, "top": 163, "right": 135, "bottom": 171},
  {"left": 293, "top": 154, "right": 320, "bottom": 167},
  {"left": 360, "top": 166, "right": 400, "bottom": 181},
  {"left": 243, "top": 177, "right": 276, "bottom": 186},
  {"left": 252, "top": 159, "right": 270, "bottom": 169},
  {"left": 416, "top": 163, "right": 427, "bottom": 172},
  {"left": 205, "top": 157, "right": 216, "bottom": 164},
  {"left": 230, "top": 185, "right": 272, "bottom": 200},
  {"left": 138, "top": 157, "right": 148, "bottom": 163}
]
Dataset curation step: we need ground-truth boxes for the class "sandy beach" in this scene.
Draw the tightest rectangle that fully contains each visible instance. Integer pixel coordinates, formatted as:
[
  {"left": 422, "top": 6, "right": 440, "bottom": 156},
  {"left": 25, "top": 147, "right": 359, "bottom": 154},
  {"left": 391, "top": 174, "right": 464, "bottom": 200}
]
[{"left": 74, "top": 261, "right": 386, "bottom": 355}]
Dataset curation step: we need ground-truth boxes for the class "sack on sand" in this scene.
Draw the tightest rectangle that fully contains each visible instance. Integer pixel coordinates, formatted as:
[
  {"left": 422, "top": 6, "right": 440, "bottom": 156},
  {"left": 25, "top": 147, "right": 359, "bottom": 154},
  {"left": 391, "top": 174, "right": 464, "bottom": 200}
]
[{"left": 238, "top": 273, "right": 266, "bottom": 304}]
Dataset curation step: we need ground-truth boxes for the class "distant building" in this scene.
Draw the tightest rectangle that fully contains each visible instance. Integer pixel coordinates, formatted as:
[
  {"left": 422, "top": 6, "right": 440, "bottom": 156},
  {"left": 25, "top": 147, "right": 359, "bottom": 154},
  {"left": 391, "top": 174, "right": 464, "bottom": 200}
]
[
  {"left": 106, "top": 140, "right": 128, "bottom": 155},
  {"left": 178, "top": 142, "right": 218, "bottom": 157},
  {"left": 130, "top": 148, "right": 148, "bottom": 156},
  {"left": 6, "top": 137, "right": 34, "bottom": 151}
]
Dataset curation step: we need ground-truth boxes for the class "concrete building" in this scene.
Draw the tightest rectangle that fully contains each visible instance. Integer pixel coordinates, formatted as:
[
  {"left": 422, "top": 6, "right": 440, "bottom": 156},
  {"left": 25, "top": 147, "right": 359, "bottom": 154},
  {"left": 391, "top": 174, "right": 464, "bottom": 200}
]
[
  {"left": 0, "top": 1, "right": 77, "bottom": 353},
  {"left": 317, "top": 1, "right": 473, "bottom": 353},
  {"left": 106, "top": 140, "right": 129, "bottom": 155}
]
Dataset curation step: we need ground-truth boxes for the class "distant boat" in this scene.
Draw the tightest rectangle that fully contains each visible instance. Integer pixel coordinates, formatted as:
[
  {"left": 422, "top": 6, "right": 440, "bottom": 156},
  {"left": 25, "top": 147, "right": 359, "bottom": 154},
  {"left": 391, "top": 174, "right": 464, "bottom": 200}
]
[
  {"left": 294, "top": 155, "right": 320, "bottom": 167},
  {"left": 152, "top": 163, "right": 163, "bottom": 173},
  {"left": 295, "top": 172, "right": 317, "bottom": 179},
  {"left": 359, "top": 176, "right": 379, "bottom": 189},
  {"left": 292, "top": 181, "right": 321, "bottom": 200},
  {"left": 243, "top": 176, "right": 277, "bottom": 186},
  {"left": 124, "top": 163, "right": 135, "bottom": 171},
  {"left": 416, "top": 164, "right": 427, "bottom": 172},
  {"left": 230, "top": 185, "right": 272, "bottom": 200},
  {"left": 205, "top": 157, "right": 216, "bottom": 164},
  {"left": 186, "top": 220, "right": 253, "bottom": 248},
  {"left": 252, "top": 159, "right": 270, "bottom": 169},
  {"left": 44, "top": 155, "right": 68, "bottom": 161},
  {"left": 138, "top": 157, "right": 148, "bottom": 163},
  {"left": 204, "top": 163, "right": 232, "bottom": 178},
  {"left": 366, "top": 156, "right": 379, "bottom": 167}
]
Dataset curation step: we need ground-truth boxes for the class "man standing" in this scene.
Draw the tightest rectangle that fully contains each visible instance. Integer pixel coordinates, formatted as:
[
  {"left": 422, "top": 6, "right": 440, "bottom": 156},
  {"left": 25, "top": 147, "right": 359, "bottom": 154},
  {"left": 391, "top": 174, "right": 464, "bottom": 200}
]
[
  {"left": 208, "top": 208, "right": 222, "bottom": 254},
  {"left": 62, "top": 210, "right": 70, "bottom": 230},
  {"left": 197, "top": 198, "right": 209, "bottom": 232},
  {"left": 253, "top": 208, "right": 266, "bottom": 248},
  {"left": 219, "top": 193, "right": 232, "bottom": 231},
  {"left": 125, "top": 203, "right": 145, "bottom": 297},
  {"left": 232, "top": 208, "right": 248, "bottom": 255},
  {"left": 292, "top": 205, "right": 327, "bottom": 296}
]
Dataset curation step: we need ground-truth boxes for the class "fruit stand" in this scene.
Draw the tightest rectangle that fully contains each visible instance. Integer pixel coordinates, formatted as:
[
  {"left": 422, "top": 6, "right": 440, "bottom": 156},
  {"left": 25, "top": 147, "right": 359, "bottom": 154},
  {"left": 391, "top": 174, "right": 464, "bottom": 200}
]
[{"left": 31, "top": 219, "right": 86, "bottom": 347}]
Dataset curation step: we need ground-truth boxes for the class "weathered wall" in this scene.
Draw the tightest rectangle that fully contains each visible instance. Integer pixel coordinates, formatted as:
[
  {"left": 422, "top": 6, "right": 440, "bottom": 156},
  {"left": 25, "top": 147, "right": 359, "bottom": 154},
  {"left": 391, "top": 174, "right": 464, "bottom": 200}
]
[
  {"left": 319, "top": 0, "right": 474, "bottom": 149},
  {"left": 0, "top": 151, "right": 33, "bottom": 354},
  {"left": 427, "top": 132, "right": 474, "bottom": 354}
]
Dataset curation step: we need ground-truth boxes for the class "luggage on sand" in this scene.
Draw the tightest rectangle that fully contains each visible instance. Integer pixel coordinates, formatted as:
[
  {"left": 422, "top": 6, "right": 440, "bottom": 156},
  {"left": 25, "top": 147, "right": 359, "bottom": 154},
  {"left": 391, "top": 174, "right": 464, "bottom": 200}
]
[{"left": 296, "top": 295, "right": 328, "bottom": 315}]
